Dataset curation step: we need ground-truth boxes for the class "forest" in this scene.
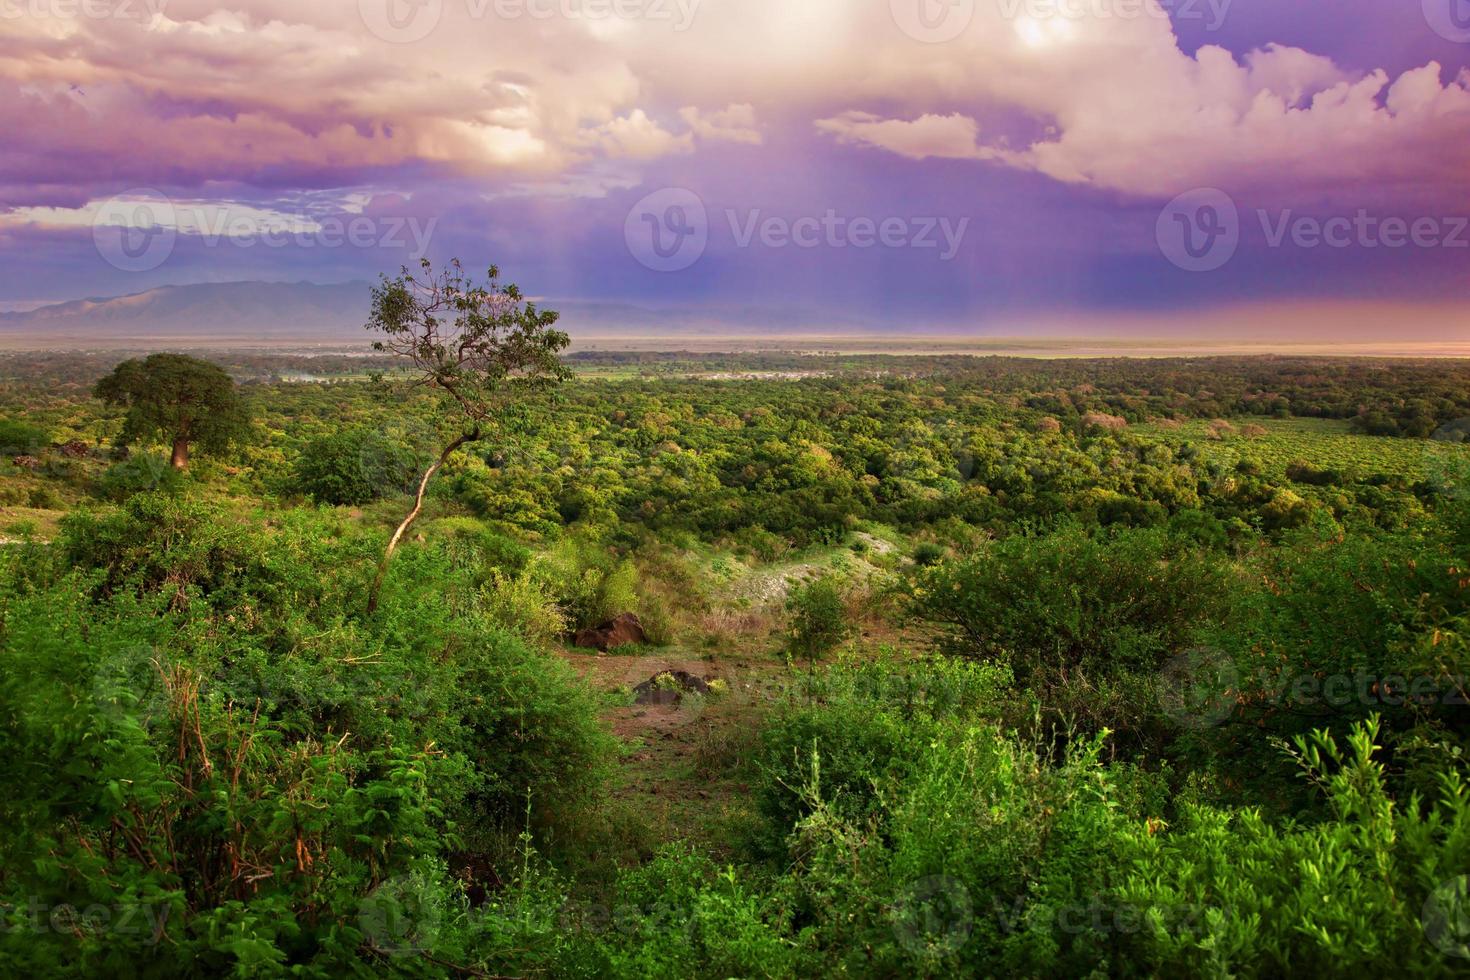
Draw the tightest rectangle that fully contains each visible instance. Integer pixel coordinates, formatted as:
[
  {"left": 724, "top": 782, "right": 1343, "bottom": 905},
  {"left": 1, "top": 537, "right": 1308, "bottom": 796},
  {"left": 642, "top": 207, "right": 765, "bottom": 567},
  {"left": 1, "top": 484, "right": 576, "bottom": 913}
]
[{"left": 1, "top": 276, "right": 1469, "bottom": 977}]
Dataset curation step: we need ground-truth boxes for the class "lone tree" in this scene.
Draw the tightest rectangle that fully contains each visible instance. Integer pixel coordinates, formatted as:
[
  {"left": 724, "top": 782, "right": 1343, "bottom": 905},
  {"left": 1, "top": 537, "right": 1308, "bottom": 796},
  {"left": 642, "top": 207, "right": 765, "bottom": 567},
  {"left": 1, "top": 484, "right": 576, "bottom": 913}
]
[
  {"left": 93, "top": 354, "right": 249, "bottom": 470},
  {"left": 365, "top": 258, "right": 570, "bottom": 613}
]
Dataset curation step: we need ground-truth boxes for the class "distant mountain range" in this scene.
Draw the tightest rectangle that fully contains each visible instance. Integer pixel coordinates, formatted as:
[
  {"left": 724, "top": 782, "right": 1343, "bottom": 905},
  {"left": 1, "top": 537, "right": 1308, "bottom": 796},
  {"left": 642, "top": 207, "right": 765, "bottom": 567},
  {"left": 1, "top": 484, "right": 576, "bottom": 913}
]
[
  {"left": 0, "top": 281, "right": 372, "bottom": 342},
  {"left": 0, "top": 281, "right": 879, "bottom": 346},
  {"left": 5, "top": 281, "right": 1469, "bottom": 354}
]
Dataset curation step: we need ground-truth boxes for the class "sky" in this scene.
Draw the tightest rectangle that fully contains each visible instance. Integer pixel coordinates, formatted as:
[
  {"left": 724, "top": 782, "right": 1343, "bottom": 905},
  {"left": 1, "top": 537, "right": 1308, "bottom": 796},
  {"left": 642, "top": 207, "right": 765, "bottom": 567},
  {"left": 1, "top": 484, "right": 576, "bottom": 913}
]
[{"left": 1, "top": 0, "right": 1469, "bottom": 337}]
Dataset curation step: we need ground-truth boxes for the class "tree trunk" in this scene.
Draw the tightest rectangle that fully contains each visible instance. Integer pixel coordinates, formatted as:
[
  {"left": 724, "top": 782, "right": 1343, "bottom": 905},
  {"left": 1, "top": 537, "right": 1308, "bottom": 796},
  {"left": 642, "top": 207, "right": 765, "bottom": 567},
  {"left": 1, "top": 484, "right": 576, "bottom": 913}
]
[
  {"left": 170, "top": 435, "right": 190, "bottom": 470},
  {"left": 366, "top": 428, "right": 481, "bottom": 615}
]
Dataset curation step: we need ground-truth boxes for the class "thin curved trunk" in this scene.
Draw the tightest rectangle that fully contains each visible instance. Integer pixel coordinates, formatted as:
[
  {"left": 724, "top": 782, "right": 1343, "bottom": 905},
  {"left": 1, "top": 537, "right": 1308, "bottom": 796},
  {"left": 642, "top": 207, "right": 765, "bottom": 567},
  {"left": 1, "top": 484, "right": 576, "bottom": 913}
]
[{"left": 367, "top": 428, "right": 480, "bottom": 614}]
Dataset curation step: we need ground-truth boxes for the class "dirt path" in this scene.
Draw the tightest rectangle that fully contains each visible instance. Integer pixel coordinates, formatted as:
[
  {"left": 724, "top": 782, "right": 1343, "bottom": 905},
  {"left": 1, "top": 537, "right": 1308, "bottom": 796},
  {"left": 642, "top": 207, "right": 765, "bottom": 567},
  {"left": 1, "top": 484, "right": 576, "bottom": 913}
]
[{"left": 558, "top": 645, "right": 784, "bottom": 858}]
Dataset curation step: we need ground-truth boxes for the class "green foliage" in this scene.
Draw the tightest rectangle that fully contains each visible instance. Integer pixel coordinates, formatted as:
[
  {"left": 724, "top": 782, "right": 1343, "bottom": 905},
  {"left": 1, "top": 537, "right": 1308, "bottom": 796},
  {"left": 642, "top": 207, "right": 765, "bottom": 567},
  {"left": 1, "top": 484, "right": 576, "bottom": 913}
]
[
  {"left": 367, "top": 258, "right": 570, "bottom": 431},
  {"left": 59, "top": 492, "right": 269, "bottom": 603},
  {"left": 97, "top": 453, "right": 183, "bottom": 501},
  {"left": 914, "top": 526, "right": 1228, "bottom": 683},
  {"left": 292, "top": 427, "right": 421, "bottom": 505},
  {"left": 785, "top": 575, "right": 853, "bottom": 662},
  {"left": 478, "top": 570, "right": 567, "bottom": 647},
  {"left": 93, "top": 354, "right": 250, "bottom": 467},
  {"left": 532, "top": 536, "right": 639, "bottom": 631},
  {"left": 7, "top": 351, "right": 1470, "bottom": 977},
  {"left": 1202, "top": 526, "right": 1470, "bottom": 805},
  {"left": 912, "top": 541, "right": 946, "bottom": 566},
  {"left": 0, "top": 491, "right": 616, "bottom": 976},
  {"left": 0, "top": 417, "right": 48, "bottom": 454},
  {"left": 756, "top": 655, "right": 1011, "bottom": 845}
]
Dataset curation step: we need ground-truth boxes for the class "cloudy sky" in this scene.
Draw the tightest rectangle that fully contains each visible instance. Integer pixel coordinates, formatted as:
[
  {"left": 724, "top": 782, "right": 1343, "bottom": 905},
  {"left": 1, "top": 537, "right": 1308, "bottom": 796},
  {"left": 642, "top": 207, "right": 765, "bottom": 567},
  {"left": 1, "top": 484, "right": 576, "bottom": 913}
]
[{"left": 2, "top": 0, "right": 1469, "bottom": 336}]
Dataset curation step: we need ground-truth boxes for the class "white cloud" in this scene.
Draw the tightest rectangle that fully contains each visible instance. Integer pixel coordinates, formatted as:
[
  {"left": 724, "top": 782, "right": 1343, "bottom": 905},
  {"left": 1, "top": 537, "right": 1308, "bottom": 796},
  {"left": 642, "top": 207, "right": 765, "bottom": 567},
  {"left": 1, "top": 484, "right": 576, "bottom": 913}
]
[
  {"left": 1, "top": 1, "right": 1468, "bottom": 208},
  {"left": 679, "top": 104, "right": 762, "bottom": 144},
  {"left": 813, "top": 112, "right": 998, "bottom": 162},
  {"left": 588, "top": 109, "right": 694, "bottom": 160}
]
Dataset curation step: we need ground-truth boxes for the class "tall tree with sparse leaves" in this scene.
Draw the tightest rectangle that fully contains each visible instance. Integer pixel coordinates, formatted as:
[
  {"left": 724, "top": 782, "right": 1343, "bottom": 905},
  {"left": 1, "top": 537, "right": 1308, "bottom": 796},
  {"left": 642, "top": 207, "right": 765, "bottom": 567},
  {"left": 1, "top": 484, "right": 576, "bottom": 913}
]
[
  {"left": 93, "top": 354, "right": 249, "bottom": 470},
  {"left": 364, "top": 258, "right": 570, "bottom": 613}
]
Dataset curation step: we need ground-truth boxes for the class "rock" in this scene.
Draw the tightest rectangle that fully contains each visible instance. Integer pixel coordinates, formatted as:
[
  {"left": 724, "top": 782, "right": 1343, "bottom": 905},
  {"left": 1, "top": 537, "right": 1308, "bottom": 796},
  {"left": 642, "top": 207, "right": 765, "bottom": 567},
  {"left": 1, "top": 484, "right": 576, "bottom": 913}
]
[
  {"left": 632, "top": 670, "right": 711, "bottom": 706},
  {"left": 573, "top": 612, "right": 646, "bottom": 651},
  {"left": 11, "top": 455, "right": 39, "bottom": 470},
  {"left": 59, "top": 440, "right": 90, "bottom": 459}
]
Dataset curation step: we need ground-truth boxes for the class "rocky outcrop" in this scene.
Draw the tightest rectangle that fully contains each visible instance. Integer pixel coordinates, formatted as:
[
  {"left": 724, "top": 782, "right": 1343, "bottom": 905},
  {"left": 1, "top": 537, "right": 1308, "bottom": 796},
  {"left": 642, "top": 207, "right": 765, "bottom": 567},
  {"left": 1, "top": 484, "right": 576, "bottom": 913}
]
[
  {"left": 572, "top": 613, "right": 646, "bottom": 651},
  {"left": 632, "top": 670, "right": 711, "bottom": 706}
]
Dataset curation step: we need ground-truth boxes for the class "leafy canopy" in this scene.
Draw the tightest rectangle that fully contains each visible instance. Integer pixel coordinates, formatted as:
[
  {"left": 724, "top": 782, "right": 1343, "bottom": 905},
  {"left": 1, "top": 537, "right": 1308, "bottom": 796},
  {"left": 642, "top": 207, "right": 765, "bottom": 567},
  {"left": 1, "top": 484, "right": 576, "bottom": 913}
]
[
  {"left": 93, "top": 353, "right": 249, "bottom": 460},
  {"left": 367, "top": 258, "right": 571, "bottom": 429}
]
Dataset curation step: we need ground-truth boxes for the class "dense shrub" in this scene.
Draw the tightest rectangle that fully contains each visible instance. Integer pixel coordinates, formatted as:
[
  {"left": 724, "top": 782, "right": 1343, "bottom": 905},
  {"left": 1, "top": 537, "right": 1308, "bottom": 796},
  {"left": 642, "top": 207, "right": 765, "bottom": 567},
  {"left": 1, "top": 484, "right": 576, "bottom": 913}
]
[
  {"left": 756, "top": 655, "right": 1011, "bottom": 849},
  {"left": 97, "top": 453, "right": 183, "bottom": 500},
  {"left": 0, "top": 417, "right": 48, "bottom": 454},
  {"left": 531, "top": 536, "right": 639, "bottom": 630},
  {"left": 292, "top": 427, "right": 420, "bottom": 505},
  {"left": 59, "top": 492, "right": 272, "bottom": 603},
  {"left": 1203, "top": 528, "right": 1470, "bottom": 805},
  {"left": 0, "top": 499, "right": 616, "bottom": 975},
  {"left": 785, "top": 575, "right": 852, "bottom": 662},
  {"left": 913, "top": 526, "right": 1229, "bottom": 683}
]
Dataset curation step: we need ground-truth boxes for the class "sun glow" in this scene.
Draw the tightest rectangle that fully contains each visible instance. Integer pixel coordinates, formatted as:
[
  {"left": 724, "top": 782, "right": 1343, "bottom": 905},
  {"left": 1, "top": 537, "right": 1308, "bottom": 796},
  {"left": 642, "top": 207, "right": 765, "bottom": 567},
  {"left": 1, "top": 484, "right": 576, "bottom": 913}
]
[{"left": 1013, "top": 15, "right": 1078, "bottom": 50}]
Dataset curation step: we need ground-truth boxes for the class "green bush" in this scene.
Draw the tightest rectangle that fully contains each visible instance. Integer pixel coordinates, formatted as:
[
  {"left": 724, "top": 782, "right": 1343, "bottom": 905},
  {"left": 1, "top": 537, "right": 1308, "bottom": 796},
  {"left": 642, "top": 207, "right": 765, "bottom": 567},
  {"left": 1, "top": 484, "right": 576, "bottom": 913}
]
[
  {"left": 97, "top": 453, "right": 183, "bottom": 501},
  {"left": 913, "top": 526, "right": 1227, "bottom": 684},
  {"left": 1203, "top": 528, "right": 1470, "bottom": 806},
  {"left": 292, "top": 427, "right": 421, "bottom": 506},
  {"left": 756, "top": 655, "right": 1010, "bottom": 851},
  {"left": 479, "top": 569, "right": 567, "bottom": 647},
  {"left": 785, "top": 575, "right": 852, "bottom": 662},
  {"left": 0, "top": 584, "right": 454, "bottom": 977},
  {"left": 0, "top": 417, "right": 49, "bottom": 455},
  {"left": 912, "top": 541, "right": 946, "bottom": 566},
  {"left": 531, "top": 536, "right": 639, "bottom": 630}
]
